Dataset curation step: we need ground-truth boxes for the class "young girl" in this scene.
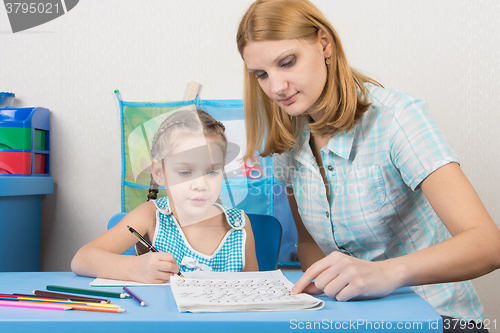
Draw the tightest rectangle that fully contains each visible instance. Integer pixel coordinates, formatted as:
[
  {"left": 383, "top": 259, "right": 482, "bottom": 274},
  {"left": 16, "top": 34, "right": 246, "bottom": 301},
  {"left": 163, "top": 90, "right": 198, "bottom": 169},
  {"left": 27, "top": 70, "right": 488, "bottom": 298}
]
[
  {"left": 71, "top": 109, "right": 259, "bottom": 283},
  {"left": 237, "top": 0, "right": 500, "bottom": 329}
]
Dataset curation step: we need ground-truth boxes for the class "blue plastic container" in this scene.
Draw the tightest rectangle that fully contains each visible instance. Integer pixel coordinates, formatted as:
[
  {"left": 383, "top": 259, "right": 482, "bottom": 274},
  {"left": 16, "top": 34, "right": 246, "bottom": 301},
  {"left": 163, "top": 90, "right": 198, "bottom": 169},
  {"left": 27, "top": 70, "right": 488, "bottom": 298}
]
[
  {"left": 0, "top": 107, "right": 50, "bottom": 130},
  {"left": 0, "top": 92, "right": 15, "bottom": 108},
  {"left": 0, "top": 176, "right": 53, "bottom": 271}
]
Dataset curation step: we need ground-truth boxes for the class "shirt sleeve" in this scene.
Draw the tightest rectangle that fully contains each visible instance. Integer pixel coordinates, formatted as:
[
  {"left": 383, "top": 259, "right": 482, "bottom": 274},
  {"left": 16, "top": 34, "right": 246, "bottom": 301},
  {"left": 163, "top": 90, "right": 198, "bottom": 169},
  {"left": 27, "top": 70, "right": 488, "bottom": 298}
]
[{"left": 389, "top": 96, "right": 459, "bottom": 191}]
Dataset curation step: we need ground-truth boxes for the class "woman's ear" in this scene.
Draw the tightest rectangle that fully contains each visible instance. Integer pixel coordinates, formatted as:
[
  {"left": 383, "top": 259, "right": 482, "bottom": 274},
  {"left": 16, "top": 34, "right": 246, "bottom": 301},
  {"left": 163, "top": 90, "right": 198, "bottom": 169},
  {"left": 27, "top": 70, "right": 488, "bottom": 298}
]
[
  {"left": 151, "top": 159, "right": 165, "bottom": 186},
  {"left": 318, "top": 28, "right": 333, "bottom": 59}
]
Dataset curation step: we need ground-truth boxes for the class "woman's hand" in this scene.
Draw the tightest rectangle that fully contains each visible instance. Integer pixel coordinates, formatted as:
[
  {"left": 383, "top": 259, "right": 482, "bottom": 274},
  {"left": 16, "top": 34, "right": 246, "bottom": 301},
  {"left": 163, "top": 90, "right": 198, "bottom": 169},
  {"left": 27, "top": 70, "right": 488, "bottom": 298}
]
[
  {"left": 290, "top": 252, "right": 404, "bottom": 301},
  {"left": 134, "top": 251, "right": 180, "bottom": 284}
]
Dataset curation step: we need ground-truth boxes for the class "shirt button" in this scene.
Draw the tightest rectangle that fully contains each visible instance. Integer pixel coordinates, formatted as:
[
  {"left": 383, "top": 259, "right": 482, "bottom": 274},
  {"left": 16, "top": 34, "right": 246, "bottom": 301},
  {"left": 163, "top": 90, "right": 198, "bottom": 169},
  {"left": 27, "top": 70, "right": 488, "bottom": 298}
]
[
  {"left": 327, "top": 165, "right": 334, "bottom": 171},
  {"left": 325, "top": 211, "right": 330, "bottom": 218},
  {"left": 339, "top": 247, "right": 351, "bottom": 256}
]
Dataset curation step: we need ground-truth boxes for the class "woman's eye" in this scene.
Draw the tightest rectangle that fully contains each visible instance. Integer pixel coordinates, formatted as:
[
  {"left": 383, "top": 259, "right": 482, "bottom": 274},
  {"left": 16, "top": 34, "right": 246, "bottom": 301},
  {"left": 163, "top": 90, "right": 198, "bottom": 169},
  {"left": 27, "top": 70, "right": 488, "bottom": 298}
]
[
  {"left": 255, "top": 71, "right": 268, "bottom": 80},
  {"left": 280, "top": 55, "right": 295, "bottom": 68}
]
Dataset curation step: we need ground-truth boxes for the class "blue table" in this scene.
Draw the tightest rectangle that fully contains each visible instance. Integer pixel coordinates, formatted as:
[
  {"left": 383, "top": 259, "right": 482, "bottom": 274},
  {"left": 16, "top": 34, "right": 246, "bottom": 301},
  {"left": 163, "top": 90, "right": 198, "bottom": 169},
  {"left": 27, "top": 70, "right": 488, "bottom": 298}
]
[{"left": 0, "top": 272, "right": 442, "bottom": 333}]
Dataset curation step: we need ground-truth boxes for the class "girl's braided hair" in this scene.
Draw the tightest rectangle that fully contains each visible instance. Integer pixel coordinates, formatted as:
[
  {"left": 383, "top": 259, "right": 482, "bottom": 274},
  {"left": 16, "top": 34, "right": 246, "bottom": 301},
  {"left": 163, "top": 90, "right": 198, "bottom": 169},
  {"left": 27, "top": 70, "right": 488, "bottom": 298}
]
[{"left": 147, "top": 109, "right": 227, "bottom": 201}]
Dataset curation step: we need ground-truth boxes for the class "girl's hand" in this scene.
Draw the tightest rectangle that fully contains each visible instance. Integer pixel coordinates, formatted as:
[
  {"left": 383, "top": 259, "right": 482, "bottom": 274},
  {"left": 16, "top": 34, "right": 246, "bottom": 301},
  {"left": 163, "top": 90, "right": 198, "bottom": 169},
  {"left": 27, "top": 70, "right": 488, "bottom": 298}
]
[
  {"left": 134, "top": 251, "right": 180, "bottom": 284},
  {"left": 290, "top": 252, "right": 404, "bottom": 301}
]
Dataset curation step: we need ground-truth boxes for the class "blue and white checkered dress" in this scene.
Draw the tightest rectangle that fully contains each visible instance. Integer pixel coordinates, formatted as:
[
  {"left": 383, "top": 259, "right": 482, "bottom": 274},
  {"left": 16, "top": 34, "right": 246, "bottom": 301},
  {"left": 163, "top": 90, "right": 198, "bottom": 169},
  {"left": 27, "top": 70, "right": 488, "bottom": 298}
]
[
  {"left": 274, "top": 83, "right": 484, "bottom": 321},
  {"left": 152, "top": 196, "right": 246, "bottom": 272}
]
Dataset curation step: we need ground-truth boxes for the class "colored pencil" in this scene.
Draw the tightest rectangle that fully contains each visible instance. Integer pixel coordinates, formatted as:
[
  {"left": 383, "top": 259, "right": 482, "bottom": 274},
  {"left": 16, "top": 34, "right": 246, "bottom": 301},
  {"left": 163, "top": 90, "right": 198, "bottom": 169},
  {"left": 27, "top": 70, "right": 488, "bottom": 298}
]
[
  {"left": 0, "top": 299, "right": 70, "bottom": 311},
  {"left": 0, "top": 299, "right": 125, "bottom": 313},
  {"left": 46, "top": 285, "right": 130, "bottom": 299},
  {"left": 13, "top": 293, "right": 110, "bottom": 305},
  {"left": 0, "top": 296, "right": 119, "bottom": 308},
  {"left": 30, "top": 290, "right": 110, "bottom": 303},
  {"left": 70, "top": 304, "right": 126, "bottom": 313},
  {"left": 123, "top": 286, "right": 145, "bottom": 306}
]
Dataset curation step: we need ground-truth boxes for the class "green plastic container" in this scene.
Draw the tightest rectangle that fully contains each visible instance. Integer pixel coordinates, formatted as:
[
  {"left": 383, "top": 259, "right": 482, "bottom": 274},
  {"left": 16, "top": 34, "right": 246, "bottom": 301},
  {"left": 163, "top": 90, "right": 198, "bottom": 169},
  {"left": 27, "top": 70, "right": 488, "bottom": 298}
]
[
  {"left": 0, "top": 127, "right": 46, "bottom": 151},
  {"left": 34, "top": 129, "right": 46, "bottom": 150},
  {"left": 0, "top": 127, "right": 32, "bottom": 150}
]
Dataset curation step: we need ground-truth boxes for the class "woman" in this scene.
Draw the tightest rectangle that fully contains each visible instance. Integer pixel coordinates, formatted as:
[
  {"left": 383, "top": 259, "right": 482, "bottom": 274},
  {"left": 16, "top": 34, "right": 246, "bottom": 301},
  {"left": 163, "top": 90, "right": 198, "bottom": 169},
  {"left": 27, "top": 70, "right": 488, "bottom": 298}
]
[{"left": 236, "top": 0, "right": 500, "bottom": 329}]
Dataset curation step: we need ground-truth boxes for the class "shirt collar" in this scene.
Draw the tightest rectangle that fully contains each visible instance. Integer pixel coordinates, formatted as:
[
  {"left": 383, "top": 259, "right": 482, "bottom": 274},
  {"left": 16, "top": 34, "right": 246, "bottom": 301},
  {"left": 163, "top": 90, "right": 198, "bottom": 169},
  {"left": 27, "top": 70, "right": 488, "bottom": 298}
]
[
  {"left": 294, "top": 122, "right": 315, "bottom": 167},
  {"left": 324, "top": 126, "right": 356, "bottom": 160},
  {"left": 296, "top": 121, "right": 356, "bottom": 162}
]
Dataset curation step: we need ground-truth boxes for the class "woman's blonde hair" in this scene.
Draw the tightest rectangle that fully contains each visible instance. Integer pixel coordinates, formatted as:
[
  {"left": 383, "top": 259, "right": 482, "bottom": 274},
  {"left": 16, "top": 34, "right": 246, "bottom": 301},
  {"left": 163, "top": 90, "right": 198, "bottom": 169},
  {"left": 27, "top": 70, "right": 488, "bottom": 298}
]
[{"left": 237, "top": 0, "right": 381, "bottom": 160}]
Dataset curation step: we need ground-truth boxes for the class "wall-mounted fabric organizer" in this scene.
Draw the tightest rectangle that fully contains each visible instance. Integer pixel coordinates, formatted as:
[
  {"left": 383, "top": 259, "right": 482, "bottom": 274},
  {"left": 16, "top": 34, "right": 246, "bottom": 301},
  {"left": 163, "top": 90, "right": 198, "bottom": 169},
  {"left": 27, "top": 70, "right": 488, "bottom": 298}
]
[{"left": 115, "top": 90, "right": 299, "bottom": 266}]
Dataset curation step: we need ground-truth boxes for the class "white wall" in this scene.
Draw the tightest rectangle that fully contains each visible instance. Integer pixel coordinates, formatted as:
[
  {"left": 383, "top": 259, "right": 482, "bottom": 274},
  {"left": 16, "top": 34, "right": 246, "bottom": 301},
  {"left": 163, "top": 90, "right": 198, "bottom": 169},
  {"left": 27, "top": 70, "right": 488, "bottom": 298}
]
[{"left": 1, "top": 0, "right": 499, "bottom": 327}]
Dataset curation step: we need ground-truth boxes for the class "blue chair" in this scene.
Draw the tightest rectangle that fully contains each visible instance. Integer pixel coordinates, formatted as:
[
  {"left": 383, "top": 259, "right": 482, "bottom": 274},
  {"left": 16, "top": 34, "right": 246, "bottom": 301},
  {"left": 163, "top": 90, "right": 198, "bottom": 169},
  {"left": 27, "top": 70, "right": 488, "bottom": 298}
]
[
  {"left": 107, "top": 212, "right": 135, "bottom": 255},
  {"left": 247, "top": 213, "right": 282, "bottom": 271},
  {"left": 107, "top": 212, "right": 282, "bottom": 271}
]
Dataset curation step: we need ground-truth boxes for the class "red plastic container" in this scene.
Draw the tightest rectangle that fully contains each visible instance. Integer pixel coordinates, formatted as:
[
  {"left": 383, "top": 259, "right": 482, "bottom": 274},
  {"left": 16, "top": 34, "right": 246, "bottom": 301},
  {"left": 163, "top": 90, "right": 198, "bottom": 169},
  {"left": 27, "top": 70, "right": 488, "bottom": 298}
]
[
  {"left": 34, "top": 154, "right": 46, "bottom": 174},
  {"left": 0, "top": 152, "right": 32, "bottom": 175}
]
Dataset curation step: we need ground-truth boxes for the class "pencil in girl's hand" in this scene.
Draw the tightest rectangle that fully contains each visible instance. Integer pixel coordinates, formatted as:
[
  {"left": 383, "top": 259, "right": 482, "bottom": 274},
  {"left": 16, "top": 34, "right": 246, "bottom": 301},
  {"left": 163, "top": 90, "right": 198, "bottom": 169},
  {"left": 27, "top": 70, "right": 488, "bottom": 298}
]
[
  {"left": 127, "top": 225, "right": 158, "bottom": 252},
  {"left": 46, "top": 285, "right": 130, "bottom": 299},
  {"left": 127, "top": 225, "right": 185, "bottom": 278}
]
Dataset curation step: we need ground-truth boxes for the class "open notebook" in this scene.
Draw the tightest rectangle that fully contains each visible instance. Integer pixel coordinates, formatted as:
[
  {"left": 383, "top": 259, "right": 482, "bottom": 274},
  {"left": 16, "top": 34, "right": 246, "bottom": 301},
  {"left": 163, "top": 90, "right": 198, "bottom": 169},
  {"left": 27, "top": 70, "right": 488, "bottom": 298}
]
[{"left": 170, "top": 270, "right": 324, "bottom": 313}]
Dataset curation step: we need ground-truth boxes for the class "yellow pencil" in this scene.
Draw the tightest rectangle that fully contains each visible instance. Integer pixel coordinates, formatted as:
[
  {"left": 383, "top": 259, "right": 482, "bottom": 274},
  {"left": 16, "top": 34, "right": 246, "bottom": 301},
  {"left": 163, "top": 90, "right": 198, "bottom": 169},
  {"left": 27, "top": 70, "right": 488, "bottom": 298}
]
[
  {"left": 1, "top": 295, "right": 119, "bottom": 308},
  {"left": 0, "top": 299, "right": 125, "bottom": 313},
  {"left": 70, "top": 304, "right": 126, "bottom": 313}
]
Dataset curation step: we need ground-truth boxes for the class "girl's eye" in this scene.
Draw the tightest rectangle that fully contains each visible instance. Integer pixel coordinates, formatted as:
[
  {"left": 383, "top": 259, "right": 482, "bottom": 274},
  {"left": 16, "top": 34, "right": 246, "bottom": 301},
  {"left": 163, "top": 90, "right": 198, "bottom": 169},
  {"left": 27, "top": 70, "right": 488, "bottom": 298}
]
[
  {"left": 207, "top": 169, "right": 221, "bottom": 176},
  {"left": 178, "top": 170, "right": 192, "bottom": 177}
]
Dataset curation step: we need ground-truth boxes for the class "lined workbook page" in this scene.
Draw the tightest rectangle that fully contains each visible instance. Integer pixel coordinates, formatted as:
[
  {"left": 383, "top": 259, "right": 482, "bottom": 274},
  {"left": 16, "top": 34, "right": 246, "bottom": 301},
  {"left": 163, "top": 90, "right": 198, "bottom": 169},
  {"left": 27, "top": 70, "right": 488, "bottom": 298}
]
[{"left": 170, "top": 270, "right": 324, "bottom": 312}]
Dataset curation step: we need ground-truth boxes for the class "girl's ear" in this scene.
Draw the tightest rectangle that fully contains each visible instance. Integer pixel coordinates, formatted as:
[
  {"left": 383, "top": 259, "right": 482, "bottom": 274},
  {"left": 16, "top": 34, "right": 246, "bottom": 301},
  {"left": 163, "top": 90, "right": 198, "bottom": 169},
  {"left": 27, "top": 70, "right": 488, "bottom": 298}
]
[
  {"left": 151, "top": 159, "right": 165, "bottom": 186},
  {"left": 318, "top": 28, "right": 333, "bottom": 59}
]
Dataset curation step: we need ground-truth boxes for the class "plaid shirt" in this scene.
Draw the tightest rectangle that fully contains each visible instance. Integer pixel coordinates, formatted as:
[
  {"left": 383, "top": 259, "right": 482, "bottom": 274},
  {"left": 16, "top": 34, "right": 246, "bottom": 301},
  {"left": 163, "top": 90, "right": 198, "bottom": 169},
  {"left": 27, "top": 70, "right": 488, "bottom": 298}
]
[{"left": 274, "top": 84, "right": 483, "bottom": 320}]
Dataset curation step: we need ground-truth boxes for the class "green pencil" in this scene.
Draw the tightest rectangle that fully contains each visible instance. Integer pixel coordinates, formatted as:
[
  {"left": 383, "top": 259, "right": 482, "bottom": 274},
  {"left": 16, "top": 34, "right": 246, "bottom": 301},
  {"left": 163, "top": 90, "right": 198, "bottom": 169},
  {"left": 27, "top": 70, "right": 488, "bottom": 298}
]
[{"left": 46, "top": 285, "right": 130, "bottom": 299}]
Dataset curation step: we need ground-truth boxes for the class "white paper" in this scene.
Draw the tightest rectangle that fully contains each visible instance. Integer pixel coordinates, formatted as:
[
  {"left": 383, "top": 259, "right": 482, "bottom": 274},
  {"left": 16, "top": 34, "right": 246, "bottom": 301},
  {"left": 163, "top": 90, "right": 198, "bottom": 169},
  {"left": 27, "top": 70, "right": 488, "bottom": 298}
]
[{"left": 90, "top": 278, "right": 169, "bottom": 287}]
